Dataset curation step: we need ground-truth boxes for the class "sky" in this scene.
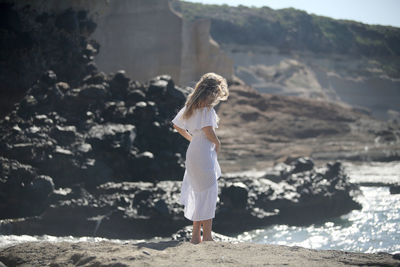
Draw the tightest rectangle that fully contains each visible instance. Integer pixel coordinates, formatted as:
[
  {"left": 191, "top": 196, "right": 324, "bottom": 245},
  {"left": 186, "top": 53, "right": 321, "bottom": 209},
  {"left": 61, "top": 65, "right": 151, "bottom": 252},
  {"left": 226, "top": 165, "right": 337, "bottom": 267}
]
[{"left": 182, "top": 0, "right": 400, "bottom": 28}]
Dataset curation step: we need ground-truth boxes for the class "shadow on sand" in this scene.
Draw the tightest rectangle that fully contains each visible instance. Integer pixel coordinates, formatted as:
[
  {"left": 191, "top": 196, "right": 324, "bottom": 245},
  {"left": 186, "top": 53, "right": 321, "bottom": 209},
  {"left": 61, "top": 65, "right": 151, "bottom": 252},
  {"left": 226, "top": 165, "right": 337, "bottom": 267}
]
[{"left": 133, "top": 240, "right": 183, "bottom": 251}]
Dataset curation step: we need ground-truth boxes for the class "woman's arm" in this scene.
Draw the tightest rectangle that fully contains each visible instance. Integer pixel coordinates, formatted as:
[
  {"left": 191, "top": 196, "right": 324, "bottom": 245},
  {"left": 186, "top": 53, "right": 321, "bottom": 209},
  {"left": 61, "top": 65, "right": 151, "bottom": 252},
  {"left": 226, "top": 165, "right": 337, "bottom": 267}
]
[
  {"left": 201, "top": 126, "right": 220, "bottom": 154},
  {"left": 173, "top": 124, "right": 192, "bottom": 142}
]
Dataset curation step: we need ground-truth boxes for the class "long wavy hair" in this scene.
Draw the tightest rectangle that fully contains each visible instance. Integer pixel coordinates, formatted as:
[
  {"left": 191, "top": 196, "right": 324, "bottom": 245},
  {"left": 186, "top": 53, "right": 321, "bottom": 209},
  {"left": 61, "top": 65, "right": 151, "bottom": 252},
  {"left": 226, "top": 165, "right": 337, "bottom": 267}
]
[{"left": 182, "top": 72, "right": 229, "bottom": 121}]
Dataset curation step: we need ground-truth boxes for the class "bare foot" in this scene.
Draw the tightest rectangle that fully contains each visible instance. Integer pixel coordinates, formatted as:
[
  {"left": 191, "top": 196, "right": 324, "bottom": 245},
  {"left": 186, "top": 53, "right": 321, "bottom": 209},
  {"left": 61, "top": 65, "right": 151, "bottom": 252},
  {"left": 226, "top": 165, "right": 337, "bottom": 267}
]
[
  {"left": 202, "top": 237, "right": 214, "bottom": 242},
  {"left": 190, "top": 238, "right": 202, "bottom": 244}
]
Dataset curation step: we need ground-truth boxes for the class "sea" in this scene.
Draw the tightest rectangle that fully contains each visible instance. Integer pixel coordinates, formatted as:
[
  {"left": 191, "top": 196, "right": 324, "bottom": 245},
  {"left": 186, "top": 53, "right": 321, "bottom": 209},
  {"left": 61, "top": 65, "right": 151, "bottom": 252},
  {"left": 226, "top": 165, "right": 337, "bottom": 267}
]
[{"left": 1, "top": 161, "right": 399, "bottom": 254}]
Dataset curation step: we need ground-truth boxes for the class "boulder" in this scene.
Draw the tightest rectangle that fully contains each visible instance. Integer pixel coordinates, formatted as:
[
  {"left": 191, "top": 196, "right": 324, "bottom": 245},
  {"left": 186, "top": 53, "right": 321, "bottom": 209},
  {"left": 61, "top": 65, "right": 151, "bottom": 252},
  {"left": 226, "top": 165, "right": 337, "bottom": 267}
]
[
  {"left": 220, "top": 182, "right": 248, "bottom": 209},
  {"left": 213, "top": 157, "right": 362, "bottom": 234},
  {"left": 109, "top": 70, "right": 130, "bottom": 99},
  {"left": 390, "top": 184, "right": 400, "bottom": 194},
  {"left": 0, "top": 157, "right": 54, "bottom": 219}
]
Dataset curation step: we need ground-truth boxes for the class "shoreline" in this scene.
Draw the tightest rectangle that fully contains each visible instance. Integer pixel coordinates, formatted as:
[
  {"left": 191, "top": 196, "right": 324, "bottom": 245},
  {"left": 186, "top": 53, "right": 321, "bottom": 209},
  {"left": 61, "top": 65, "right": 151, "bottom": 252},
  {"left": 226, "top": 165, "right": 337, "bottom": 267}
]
[{"left": 1, "top": 240, "right": 399, "bottom": 266}]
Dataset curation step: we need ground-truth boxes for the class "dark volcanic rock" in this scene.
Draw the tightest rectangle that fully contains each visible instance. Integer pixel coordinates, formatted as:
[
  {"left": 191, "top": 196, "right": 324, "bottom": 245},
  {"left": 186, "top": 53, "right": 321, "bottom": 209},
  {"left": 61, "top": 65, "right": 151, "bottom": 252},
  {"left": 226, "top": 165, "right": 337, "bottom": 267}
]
[
  {"left": 0, "top": 3, "right": 98, "bottom": 118},
  {"left": 1, "top": 157, "right": 362, "bottom": 239},
  {"left": 0, "top": 18, "right": 191, "bottom": 218},
  {"left": 1, "top": 181, "right": 188, "bottom": 239},
  {"left": 390, "top": 184, "right": 400, "bottom": 194},
  {"left": 0, "top": 0, "right": 193, "bottom": 223},
  {"left": 213, "top": 158, "right": 362, "bottom": 235},
  {"left": 221, "top": 182, "right": 248, "bottom": 209},
  {"left": 0, "top": 157, "right": 54, "bottom": 219},
  {"left": 0, "top": 58, "right": 191, "bottom": 220}
]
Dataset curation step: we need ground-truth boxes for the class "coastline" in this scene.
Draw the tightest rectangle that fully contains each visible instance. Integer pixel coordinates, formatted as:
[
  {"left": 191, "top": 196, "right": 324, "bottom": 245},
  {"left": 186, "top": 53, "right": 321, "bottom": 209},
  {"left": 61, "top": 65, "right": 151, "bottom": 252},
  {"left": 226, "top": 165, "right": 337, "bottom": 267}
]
[{"left": 1, "top": 240, "right": 399, "bottom": 266}]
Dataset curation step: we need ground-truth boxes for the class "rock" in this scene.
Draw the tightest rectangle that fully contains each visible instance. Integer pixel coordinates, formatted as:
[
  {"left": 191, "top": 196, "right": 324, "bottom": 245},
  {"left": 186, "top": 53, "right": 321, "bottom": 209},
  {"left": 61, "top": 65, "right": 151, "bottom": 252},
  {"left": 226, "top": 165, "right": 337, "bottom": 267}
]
[
  {"left": 51, "top": 125, "right": 77, "bottom": 146},
  {"left": 126, "top": 89, "right": 146, "bottom": 106},
  {"left": 1, "top": 158, "right": 362, "bottom": 239},
  {"left": 55, "top": 8, "right": 79, "bottom": 33},
  {"left": 0, "top": 157, "right": 54, "bottom": 219},
  {"left": 147, "top": 79, "right": 168, "bottom": 98},
  {"left": 221, "top": 182, "right": 248, "bottom": 209},
  {"left": 154, "top": 199, "right": 170, "bottom": 216},
  {"left": 79, "top": 84, "right": 108, "bottom": 99},
  {"left": 375, "top": 129, "right": 398, "bottom": 143},
  {"left": 29, "top": 175, "right": 55, "bottom": 200},
  {"left": 132, "top": 151, "right": 158, "bottom": 181},
  {"left": 82, "top": 72, "right": 107, "bottom": 85},
  {"left": 109, "top": 70, "right": 130, "bottom": 98},
  {"left": 2, "top": 181, "right": 188, "bottom": 239},
  {"left": 262, "top": 168, "right": 284, "bottom": 183},
  {"left": 86, "top": 61, "right": 99, "bottom": 74},
  {"left": 128, "top": 101, "right": 159, "bottom": 127},
  {"left": 102, "top": 101, "right": 128, "bottom": 123},
  {"left": 55, "top": 82, "right": 70, "bottom": 94},
  {"left": 287, "top": 157, "right": 314, "bottom": 173},
  {"left": 86, "top": 123, "right": 136, "bottom": 152},
  {"left": 389, "top": 184, "right": 400, "bottom": 194},
  {"left": 213, "top": 158, "right": 362, "bottom": 234},
  {"left": 17, "top": 95, "right": 39, "bottom": 119},
  {"left": 40, "top": 70, "right": 58, "bottom": 87}
]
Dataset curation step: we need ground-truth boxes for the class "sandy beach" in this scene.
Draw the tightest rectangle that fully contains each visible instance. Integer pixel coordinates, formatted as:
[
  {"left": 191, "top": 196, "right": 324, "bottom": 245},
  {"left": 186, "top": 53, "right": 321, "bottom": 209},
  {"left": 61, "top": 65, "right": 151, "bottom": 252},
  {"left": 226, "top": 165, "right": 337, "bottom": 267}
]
[{"left": 1, "top": 240, "right": 399, "bottom": 266}]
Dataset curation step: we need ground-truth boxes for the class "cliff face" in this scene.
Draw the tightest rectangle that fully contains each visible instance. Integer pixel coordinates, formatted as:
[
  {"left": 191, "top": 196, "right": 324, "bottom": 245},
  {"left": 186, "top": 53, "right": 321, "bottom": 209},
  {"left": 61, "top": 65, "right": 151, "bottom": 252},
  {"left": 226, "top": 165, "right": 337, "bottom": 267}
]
[
  {"left": 90, "top": 0, "right": 183, "bottom": 84},
  {"left": 0, "top": 0, "right": 233, "bottom": 118},
  {"left": 224, "top": 44, "right": 400, "bottom": 120},
  {"left": 0, "top": 1, "right": 98, "bottom": 118},
  {"left": 172, "top": 1, "right": 400, "bottom": 121},
  {"left": 180, "top": 18, "right": 233, "bottom": 86},
  {"left": 90, "top": 0, "right": 233, "bottom": 87},
  {"left": 215, "top": 77, "right": 400, "bottom": 172},
  {"left": 172, "top": 1, "right": 400, "bottom": 59}
]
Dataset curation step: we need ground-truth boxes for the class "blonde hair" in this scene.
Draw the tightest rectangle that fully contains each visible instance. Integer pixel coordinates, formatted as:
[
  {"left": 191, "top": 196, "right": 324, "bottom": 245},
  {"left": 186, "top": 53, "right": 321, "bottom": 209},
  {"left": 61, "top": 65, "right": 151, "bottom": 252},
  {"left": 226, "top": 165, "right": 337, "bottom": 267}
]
[{"left": 182, "top": 72, "right": 229, "bottom": 120}]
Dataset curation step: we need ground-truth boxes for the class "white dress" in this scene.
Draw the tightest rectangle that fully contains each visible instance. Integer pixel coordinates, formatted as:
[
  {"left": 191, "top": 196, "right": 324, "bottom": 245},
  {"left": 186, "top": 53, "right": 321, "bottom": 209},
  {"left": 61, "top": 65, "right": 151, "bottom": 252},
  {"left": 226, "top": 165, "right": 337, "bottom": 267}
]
[{"left": 171, "top": 105, "right": 222, "bottom": 221}]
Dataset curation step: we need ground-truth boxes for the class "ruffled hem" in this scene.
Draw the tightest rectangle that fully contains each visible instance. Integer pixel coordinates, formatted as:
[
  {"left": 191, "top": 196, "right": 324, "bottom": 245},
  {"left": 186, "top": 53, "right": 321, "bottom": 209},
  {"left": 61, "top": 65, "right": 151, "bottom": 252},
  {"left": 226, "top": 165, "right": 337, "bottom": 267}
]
[{"left": 180, "top": 177, "right": 218, "bottom": 221}]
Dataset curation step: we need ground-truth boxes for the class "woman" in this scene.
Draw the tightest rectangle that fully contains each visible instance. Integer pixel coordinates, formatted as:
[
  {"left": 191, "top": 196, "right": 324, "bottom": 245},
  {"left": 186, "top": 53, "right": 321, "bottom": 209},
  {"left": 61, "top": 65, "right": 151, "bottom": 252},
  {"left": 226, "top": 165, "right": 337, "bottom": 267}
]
[{"left": 171, "top": 72, "right": 229, "bottom": 244}]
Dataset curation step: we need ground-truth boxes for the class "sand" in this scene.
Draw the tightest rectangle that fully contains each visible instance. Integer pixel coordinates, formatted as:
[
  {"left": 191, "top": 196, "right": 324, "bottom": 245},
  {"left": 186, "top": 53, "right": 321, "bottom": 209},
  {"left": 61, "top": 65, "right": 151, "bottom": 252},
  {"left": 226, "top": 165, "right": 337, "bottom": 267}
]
[{"left": 1, "top": 240, "right": 399, "bottom": 266}]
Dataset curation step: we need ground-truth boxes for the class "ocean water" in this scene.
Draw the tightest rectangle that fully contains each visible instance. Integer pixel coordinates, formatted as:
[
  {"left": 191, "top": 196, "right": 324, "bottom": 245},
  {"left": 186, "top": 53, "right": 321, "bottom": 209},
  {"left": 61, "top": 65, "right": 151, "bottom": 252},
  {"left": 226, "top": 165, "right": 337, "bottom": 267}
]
[
  {"left": 235, "top": 161, "right": 400, "bottom": 254},
  {"left": 1, "top": 161, "right": 399, "bottom": 254}
]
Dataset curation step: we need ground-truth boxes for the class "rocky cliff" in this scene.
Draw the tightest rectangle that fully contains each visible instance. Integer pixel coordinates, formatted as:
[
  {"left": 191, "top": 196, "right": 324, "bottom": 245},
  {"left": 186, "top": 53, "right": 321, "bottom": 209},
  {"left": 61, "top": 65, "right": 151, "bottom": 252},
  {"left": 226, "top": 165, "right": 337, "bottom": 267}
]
[
  {"left": 216, "top": 77, "right": 400, "bottom": 172},
  {"left": 172, "top": 1, "right": 400, "bottom": 120},
  {"left": 89, "top": 0, "right": 233, "bottom": 87},
  {"left": 0, "top": 0, "right": 233, "bottom": 119}
]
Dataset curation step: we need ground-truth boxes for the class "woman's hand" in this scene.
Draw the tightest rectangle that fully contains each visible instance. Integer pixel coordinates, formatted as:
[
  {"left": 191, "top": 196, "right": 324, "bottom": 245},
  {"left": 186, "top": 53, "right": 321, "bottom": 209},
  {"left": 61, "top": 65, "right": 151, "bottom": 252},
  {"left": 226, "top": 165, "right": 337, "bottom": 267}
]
[{"left": 215, "top": 141, "right": 220, "bottom": 154}]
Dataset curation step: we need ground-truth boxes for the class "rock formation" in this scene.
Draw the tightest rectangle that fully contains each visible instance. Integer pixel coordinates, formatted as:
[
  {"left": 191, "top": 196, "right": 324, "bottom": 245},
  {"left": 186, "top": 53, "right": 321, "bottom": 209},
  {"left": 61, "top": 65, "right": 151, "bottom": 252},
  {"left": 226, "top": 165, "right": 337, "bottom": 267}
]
[
  {"left": 172, "top": 1, "right": 400, "bottom": 120},
  {"left": 90, "top": 0, "right": 234, "bottom": 87},
  {"left": 223, "top": 44, "right": 400, "bottom": 121},
  {"left": 0, "top": 1, "right": 97, "bottom": 119},
  {"left": 216, "top": 77, "right": 400, "bottom": 172},
  {"left": 180, "top": 18, "right": 234, "bottom": 86},
  {"left": 0, "top": 0, "right": 234, "bottom": 119},
  {"left": 0, "top": 152, "right": 362, "bottom": 239}
]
